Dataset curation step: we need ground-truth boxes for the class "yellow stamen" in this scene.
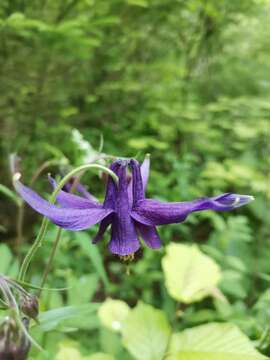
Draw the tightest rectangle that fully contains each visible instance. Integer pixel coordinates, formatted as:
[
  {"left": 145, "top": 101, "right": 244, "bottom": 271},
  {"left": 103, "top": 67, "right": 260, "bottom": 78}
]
[{"left": 119, "top": 253, "right": 135, "bottom": 262}]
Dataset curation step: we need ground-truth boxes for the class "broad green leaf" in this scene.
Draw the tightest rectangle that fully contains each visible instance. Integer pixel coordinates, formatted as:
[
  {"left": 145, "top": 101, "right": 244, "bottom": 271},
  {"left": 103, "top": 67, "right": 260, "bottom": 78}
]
[
  {"left": 37, "top": 304, "right": 99, "bottom": 332},
  {"left": 167, "top": 322, "right": 267, "bottom": 360},
  {"left": 99, "top": 328, "right": 122, "bottom": 356},
  {"left": 162, "top": 244, "right": 222, "bottom": 303},
  {"left": 122, "top": 302, "right": 171, "bottom": 360},
  {"left": 98, "top": 298, "right": 130, "bottom": 332}
]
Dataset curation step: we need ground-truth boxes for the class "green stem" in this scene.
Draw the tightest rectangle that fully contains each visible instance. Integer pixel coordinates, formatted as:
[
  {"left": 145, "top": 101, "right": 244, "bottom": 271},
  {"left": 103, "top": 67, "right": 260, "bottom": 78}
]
[
  {"left": 18, "top": 163, "right": 118, "bottom": 282},
  {"left": 37, "top": 227, "right": 62, "bottom": 297}
]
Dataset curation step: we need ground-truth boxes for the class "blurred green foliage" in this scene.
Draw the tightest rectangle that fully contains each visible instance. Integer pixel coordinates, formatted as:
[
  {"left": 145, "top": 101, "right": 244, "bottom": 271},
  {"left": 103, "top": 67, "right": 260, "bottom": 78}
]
[{"left": 1, "top": 0, "right": 270, "bottom": 358}]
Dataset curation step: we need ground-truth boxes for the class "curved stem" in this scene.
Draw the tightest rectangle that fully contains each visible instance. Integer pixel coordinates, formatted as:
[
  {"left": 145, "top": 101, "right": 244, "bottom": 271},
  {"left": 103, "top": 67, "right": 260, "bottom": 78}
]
[{"left": 18, "top": 163, "right": 118, "bottom": 282}]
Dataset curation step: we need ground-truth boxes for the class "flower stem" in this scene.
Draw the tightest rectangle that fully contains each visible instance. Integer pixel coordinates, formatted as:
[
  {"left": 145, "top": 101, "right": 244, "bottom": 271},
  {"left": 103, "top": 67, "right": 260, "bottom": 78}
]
[
  {"left": 18, "top": 163, "right": 118, "bottom": 283},
  {"left": 37, "top": 227, "right": 62, "bottom": 297}
]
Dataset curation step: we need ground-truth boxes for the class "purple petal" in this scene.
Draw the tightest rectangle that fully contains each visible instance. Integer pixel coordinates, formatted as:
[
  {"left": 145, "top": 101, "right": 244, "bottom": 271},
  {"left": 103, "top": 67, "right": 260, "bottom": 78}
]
[
  {"left": 102, "top": 161, "right": 120, "bottom": 209},
  {"left": 131, "top": 193, "right": 254, "bottom": 226},
  {"left": 136, "top": 222, "right": 161, "bottom": 249},
  {"left": 140, "top": 155, "right": 150, "bottom": 191},
  {"left": 128, "top": 155, "right": 150, "bottom": 204},
  {"left": 129, "top": 159, "right": 145, "bottom": 206},
  {"left": 63, "top": 176, "right": 98, "bottom": 202},
  {"left": 93, "top": 162, "right": 120, "bottom": 243},
  {"left": 48, "top": 176, "right": 101, "bottom": 209},
  {"left": 108, "top": 163, "right": 140, "bottom": 256},
  {"left": 15, "top": 180, "right": 113, "bottom": 230},
  {"left": 92, "top": 215, "right": 112, "bottom": 243},
  {"left": 209, "top": 193, "right": 254, "bottom": 209}
]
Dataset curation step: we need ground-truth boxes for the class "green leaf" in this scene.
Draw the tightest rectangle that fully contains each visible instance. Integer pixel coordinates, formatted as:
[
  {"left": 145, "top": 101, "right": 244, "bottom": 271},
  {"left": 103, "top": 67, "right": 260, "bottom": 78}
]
[
  {"left": 0, "top": 184, "right": 21, "bottom": 206},
  {"left": 67, "top": 273, "right": 98, "bottom": 305},
  {"left": 88, "top": 354, "right": 114, "bottom": 360},
  {"left": 56, "top": 342, "right": 114, "bottom": 360},
  {"left": 98, "top": 298, "right": 130, "bottom": 332},
  {"left": 0, "top": 244, "right": 18, "bottom": 277},
  {"left": 162, "top": 244, "right": 222, "bottom": 303},
  {"left": 56, "top": 343, "right": 85, "bottom": 360},
  {"left": 122, "top": 302, "right": 171, "bottom": 360},
  {"left": 75, "top": 232, "right": 110, "bottom": 290},
  {"left": 0, "top": 244, "right": 13, "bottom": 274},
  {"left": 127, "top": 0, "right": 149, "bottom": 7},
  {"left": 37, "top": 304, "right": 99, "bottom": 332},
  {"left": 167, "top": 323, "right": 267, "bottom": 360}
]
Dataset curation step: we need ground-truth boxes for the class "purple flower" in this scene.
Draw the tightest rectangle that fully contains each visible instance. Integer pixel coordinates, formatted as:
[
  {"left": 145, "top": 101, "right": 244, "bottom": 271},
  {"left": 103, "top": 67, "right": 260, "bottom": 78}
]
[{"left": 14, "top": 157, "right": 254, "bottom": 256}]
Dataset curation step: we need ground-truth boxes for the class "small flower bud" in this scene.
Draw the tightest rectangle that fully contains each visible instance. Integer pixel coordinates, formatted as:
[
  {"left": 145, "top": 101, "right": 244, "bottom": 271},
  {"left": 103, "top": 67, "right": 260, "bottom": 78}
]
[
  {"left": 0, "top": 317, "right": 30, "bottom": 360},
  {"left": 20, "top": 295, "right": 39, "bottom": 319}
]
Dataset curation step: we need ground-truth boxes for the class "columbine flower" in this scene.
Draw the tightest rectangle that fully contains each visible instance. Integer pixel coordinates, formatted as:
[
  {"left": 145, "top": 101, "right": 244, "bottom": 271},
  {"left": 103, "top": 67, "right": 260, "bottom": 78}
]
[{"left": 14, "top": 157, "right": 254, "bottom": 256}]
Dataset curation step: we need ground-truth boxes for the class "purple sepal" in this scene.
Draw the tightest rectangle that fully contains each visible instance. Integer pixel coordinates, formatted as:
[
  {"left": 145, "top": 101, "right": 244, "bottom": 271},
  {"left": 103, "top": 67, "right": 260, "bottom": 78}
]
[{"left": 14, "top": 180, "right": 113, "bottom": 230}]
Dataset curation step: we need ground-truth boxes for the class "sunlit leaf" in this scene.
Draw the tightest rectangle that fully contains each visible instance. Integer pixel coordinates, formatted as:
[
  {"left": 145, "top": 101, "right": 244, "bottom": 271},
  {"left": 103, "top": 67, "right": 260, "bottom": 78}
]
[
  {"left": 122, "top": 302, "right": 171, "bottom": 360},
  {"left": 98, "top": 298, "right": 130, "bottom": 332},
  {"left": 167, "top": 323, "right": 267, "bottom": 359},
  {"left": 162, "top": 244, "right": 222, "bottom": 303}
]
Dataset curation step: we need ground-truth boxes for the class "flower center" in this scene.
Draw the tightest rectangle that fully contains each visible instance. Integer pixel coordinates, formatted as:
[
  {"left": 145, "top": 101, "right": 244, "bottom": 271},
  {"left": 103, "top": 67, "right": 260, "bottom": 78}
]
[{"left": 119, "top": 253, "right": 135, "bottom": 262}]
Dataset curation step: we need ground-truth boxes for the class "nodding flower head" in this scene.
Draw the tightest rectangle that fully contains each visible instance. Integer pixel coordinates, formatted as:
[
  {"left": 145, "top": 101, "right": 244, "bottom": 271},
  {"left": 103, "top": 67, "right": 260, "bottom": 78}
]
[
  {"left": 14, "top": 155, "right": 254, "bottom": 257},
  {"left": 0, "top": 275, "right": 39, "bottom": 319},
  {"left": 0, "top": 317, "right": 31, "bottom": 360},
  {"left": 0, "top": 275, "right": 38, "bottom": 359}
]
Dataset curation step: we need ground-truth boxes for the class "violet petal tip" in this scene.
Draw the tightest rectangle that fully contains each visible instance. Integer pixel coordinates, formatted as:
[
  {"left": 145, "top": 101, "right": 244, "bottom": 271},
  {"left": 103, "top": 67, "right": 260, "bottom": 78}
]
[{"left": 215, "top": 193, "right": 255, "bottom": 209}]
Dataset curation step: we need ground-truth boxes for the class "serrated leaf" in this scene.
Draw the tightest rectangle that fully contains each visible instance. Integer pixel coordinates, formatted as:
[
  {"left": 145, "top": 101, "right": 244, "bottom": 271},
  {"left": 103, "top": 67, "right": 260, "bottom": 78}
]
[
  {"left": 122, "top": 302, "right": 171, "bottom": 360},
  {"left": 167, "top": 323, "right": 267, "bottom": 360},
  {"left": 98, "top": 298, "right": 130, "bottom": 332},
  {"left": 162, "top": 244, "right": 222, "bottom": 303}
]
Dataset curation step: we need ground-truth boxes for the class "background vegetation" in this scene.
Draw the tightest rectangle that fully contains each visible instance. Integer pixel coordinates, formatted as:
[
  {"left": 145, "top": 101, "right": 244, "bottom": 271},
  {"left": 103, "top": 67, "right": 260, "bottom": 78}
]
[{"left": 0, "top": 0, "right": 270, "bottom": 359}]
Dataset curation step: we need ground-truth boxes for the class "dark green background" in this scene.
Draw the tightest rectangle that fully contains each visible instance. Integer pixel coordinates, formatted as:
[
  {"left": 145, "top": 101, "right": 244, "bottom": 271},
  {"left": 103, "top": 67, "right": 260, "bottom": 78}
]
[{"left": 0, "top": 0, "right": 270, "bottom": 358}]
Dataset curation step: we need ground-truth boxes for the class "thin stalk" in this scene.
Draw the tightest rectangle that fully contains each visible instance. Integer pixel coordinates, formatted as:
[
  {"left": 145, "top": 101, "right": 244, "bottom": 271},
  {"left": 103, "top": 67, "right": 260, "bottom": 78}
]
[
  {"left": 17, "top": 163, "right": 118, "bottom": 283},
  {"left": 37, "top": 227, "right": 62, "bottom": 298},
  {"left": 15, "top": 202, "right": 24, "bottom": 250},
  {"left": 38, "top": 172, "right": 83, "bottom": 297}
]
